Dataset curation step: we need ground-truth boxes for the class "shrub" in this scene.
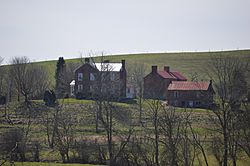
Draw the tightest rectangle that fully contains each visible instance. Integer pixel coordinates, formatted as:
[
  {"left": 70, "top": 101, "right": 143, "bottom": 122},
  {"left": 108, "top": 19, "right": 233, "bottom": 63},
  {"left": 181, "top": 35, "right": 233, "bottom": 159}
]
[{"left": 43, "top": 90, "right": 56, "bottom": 107}]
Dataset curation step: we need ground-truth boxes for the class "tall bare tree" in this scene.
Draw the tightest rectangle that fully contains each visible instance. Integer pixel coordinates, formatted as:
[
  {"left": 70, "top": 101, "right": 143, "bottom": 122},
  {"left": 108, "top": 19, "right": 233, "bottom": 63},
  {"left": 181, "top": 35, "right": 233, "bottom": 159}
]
[
  {"left": 10, "top": 56, "right": 49, "bottom": 103},
  {"left": 145, "top": 99, "right": 162, "bottom": 166},
  {"left": 130, "top": 63, "right": 146, "bottom": 124},
  {"left": 208, "top": 55, "right": 249, "bottom": 166},
  {"left": 87, "top": 55, "right": 133, "bottom": 165}
]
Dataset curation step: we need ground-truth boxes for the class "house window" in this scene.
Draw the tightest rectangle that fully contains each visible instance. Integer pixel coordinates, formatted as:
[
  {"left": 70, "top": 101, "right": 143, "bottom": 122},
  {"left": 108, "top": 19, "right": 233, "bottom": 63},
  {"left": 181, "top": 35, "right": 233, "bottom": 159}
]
[
  {"left": 189, "top": 101, "right": 194, "bottom": 107},
  {"left": 110, "top": 72, "right": 115, "bottom": 81},
  {"left": 127, "top": 87, "right": 130, "bottom": 94},
  {"left": 174, "top": 91, "right": 179, "bottom": 98},
  {"left": 90, "top": 85, "right": 94, "bottom": 92},
  {"left": 78, "top": 84, "right": 83, "bottom": 91},
  {"left": 90, "top": 73, "right": 95, "bottom": 81},
  {"left": 78, "top": 73, "right": 83, "bottom": 81},
  {"left": 70, "top": 85, "right": 74, "bottom": 95},
  {"left": 195, "top": 101, "right": 201, "bottom": 106},
  {"left": 196, "top": 92, "right": 201, "bottom": 98}
]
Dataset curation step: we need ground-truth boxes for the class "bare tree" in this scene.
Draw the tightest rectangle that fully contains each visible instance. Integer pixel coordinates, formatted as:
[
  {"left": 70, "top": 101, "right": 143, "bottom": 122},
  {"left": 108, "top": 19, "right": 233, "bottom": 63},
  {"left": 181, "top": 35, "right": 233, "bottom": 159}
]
[
  {"left": 158, "top": 106, "right": 181, "bottom": 166},
  {"left": 130, "top": 63, "right": 146, "bottom": 124},
  {"left": 145, "top": 99, "right": 162, "bottom": 166},
  {"left": 239, "top": 101, "right": 250, "bottom": 157},
  {"left": 0, "top": 56, "right": 5, "bottom": 96},
  {"left": 55, "top": 106, "right": 76, "bottom": 163},
  {"left": 85, "top": 55, "right": 133, "bottom": 165},
  {"left": 189, "top": 121, "right": 209, "bottom": 166},
  {"left": 10, "top": 56, "right": 49, "bottom": 103},
  {"left": 208, "top": 55, "right": 249, "bottom": 166},
  {"left": 30, "top": 65, "right": 50, "bottom": 100}
]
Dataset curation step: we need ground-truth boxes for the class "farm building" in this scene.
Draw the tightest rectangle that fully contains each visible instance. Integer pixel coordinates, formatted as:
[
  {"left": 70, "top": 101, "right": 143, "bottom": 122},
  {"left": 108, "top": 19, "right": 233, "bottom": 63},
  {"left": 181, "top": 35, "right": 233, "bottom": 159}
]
[
  {"left": 70, "top": 58, "right": 135, "bottom": 99},
  {"left": 143, "top": 65, "right": 214, "bottom": 108},
  {"left": 143, "top": 65, "right": 187, "bottom": 99},
  {"left": 167, "top": 81, "right": 214, "bottom": 108}
]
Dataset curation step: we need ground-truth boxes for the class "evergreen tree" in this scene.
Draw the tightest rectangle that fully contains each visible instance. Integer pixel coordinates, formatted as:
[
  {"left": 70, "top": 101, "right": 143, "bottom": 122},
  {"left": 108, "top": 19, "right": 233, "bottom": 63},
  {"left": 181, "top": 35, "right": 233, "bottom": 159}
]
[{"left": 55, "top": 57, "right": 66, "bottom": 98}]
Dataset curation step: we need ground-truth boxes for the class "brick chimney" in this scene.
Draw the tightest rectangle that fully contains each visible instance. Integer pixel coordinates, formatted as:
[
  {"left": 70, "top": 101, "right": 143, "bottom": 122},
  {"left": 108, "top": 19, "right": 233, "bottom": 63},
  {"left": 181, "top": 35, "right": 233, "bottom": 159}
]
[
  {"left": 152, "top": 66, "right": 157, "bottom": 73},
  {"left": 121, "top": 60, "right": 125, "bottom": 69},
  {"left": 164, "top": 66, "right": 170, "bottom": 72},
  {"left": 85, "top": 58, "right": 89, "bottom": 63}
]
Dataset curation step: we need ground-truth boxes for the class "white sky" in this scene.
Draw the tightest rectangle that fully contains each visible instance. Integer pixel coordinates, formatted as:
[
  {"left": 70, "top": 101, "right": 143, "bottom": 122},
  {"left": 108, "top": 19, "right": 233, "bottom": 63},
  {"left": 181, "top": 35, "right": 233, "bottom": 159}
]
[{"left": 0, "top": 0, "right": 250, "bottom": 64}]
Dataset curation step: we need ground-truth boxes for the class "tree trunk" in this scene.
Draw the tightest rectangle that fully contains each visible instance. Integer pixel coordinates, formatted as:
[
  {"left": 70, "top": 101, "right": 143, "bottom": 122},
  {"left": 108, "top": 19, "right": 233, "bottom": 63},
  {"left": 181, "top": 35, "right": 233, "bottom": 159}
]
[
  {"left": 60, "top": 152, "right": 65, "bottom": 163},
  {"left": 201, "top": 147, "right": 209, "bottom": 166},
  {"left": 223, "top": 128, "right": 228, "bottom": 166},
  {"left": 154, "top": 112, "right": 159, "bottom": 166},
  {"left": 139, "top": 96, "right": 142, "bottom": 124},
  {"left": 96, "top": 103, "right": 102, "bottom": 133}
]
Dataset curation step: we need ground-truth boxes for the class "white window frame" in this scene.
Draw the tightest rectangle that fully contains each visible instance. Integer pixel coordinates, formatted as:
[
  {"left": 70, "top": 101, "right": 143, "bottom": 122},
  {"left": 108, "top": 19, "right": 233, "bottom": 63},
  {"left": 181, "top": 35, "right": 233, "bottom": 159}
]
[
  {"left": 196, "top": 92, "right": 201, "bottom": 98},
  {"left": 110, "top": 72, "right": 115, "bottom": 81},
  {"left": 90, "top": 85, "right": 94, "bottom": 92},
  {"left": 78, "top": 73, "right": 83, "bottom": 81},
  {"left": 90, "top": 73, "right": 95, "bottom": 81},
  {"left": 174, "top": 91, "right": 179, "bottom": 98},
  {"left": 78, "top": 84, "right": 83, "bottom": 91}
]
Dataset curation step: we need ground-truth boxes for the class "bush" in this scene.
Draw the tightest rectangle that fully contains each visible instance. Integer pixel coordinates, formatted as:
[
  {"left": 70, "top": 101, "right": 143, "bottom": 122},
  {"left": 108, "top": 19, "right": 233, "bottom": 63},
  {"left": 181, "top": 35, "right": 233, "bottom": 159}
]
[{"left": 43, "top": 90, "right": 56, "bottom": 107}]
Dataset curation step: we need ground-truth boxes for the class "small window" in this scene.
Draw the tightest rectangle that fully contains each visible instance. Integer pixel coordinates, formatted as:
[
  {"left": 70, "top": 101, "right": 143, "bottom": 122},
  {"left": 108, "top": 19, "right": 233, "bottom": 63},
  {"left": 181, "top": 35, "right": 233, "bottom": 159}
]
[
  {"left": 90, "top": 85, "right": 94, "bottom": 92},
  {"left": 110, "top": 72, "right": 115, "bottom": 81},
  {"left": 78, "top": 84, "right": 83, "bottom": 91},
  {"left": 189, "top": 101, "right": 194, "bottom": 107},
  {"left": 90, "top": 73, "right": 95, "bottom": 81},
  {"left": 127, "top": 87, "right": 130, "bottom": 93},
  {"left": 196, "top": 92, "right": 201, "bottom": 98},
  {"left": 174, "top": 91, "right": 179, "bottom": 98},
  {"left": 78, "top": 73, "right": 83, "bottom": 81},
  {"left": 195, "top": 101, "right": 201, "bottom": 106}
]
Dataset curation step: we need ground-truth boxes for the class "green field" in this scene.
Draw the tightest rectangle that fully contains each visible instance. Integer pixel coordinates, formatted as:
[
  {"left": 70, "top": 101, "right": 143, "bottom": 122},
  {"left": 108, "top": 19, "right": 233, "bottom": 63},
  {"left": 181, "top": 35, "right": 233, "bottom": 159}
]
[{"left": 35, "top": 49, "right": 250, "bottom": 85}]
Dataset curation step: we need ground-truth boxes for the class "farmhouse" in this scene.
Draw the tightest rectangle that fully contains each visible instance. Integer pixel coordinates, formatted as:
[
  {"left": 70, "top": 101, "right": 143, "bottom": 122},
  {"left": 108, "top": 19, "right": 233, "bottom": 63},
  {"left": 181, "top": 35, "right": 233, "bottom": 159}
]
[
  {"left": 167, "top": 81, "right": 214, "bottom": 108},
  {"left": 143, "top": 65, "right": 187, "bottom": 99},
  {"left": 143, "top": 65, "right": 214, "bottom": 108},
  {"left": 70, "top": 58, "right": 135, "bottom": 99}
]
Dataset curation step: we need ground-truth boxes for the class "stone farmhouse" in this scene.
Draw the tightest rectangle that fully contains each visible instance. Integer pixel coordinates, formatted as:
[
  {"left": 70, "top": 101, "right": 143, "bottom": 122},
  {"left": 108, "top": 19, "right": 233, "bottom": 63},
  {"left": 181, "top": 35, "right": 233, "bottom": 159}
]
[
  {"left": 70, "top": 58, "right": 136, "bottom": 99},
  {"left": 144, "top": 65, "right": 214, "bottom": 108}
]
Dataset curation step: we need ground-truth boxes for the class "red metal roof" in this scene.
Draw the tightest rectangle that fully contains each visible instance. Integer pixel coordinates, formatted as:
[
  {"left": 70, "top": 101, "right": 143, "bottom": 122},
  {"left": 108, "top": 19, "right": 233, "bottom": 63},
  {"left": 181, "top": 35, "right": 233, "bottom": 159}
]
[
  {"left": 168, "top": 81, "right": 210, "bottom": 91},
  {"left": 157, "top": 71, "right": 176, "bottom": 79},
  {"left": 170, "top": 71, "right": 187, "bottom": 81},
  {"left": 157, "top": 71, "right": 187, "bottom": 81}
]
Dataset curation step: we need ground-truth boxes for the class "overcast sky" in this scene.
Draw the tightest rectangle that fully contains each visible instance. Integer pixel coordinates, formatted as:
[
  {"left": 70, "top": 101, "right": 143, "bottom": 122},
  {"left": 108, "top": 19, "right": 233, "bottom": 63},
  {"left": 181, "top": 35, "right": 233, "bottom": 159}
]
[{"left": 0, "top": 0, "right": 250, "bottom": 64}]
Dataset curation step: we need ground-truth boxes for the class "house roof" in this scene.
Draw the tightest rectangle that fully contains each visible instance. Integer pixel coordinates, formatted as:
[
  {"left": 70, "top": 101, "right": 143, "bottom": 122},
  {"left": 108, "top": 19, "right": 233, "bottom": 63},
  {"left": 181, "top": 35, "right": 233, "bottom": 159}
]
[
  {"left": 168, "top": 81, "right": 210, "bottom": 91},
  {"left": 70, "top": 80, "right": 75, "bottom": 85},
  {"left": 74, "top": 62, "right": 122, "bottom": 72},
  {"left": 157, "top": 71, "right": 187, "bottom": 81},
  {"left": 95, "top": 63, "right": 122, "bottom": 72}
]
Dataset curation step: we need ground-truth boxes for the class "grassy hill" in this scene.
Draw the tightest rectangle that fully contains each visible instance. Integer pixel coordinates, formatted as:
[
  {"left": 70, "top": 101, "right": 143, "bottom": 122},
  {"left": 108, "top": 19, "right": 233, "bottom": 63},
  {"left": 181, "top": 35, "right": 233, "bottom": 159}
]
[{"left": 35, "top": 49, "right": 250, "bottom": 86}]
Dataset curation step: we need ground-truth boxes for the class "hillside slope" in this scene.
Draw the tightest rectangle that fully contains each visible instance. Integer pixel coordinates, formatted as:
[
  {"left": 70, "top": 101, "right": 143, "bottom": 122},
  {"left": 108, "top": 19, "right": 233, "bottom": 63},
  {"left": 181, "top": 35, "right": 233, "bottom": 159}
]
[{"left": 35, "top": 49, "right": 250, "bottom": 85}]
